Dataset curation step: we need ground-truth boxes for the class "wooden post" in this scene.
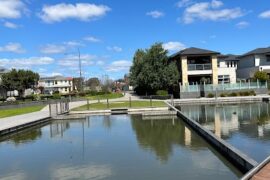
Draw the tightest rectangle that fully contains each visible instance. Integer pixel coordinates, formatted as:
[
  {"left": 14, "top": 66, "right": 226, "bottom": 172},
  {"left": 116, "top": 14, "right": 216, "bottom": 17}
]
[
  {"left": 150, "top": 96, "right": 152, "bottom": 107},
  {"left": 107, "top": 98, "right": 109, "bottom": 109},
  {"left": 129, "top": 96, "right": 131, "bottom": 108},
  {"left": 87, "top": 99, "right": 90, "bottom": 110},
  {"left": 56, "top": 102, "right": 58, "bottom": 115}
]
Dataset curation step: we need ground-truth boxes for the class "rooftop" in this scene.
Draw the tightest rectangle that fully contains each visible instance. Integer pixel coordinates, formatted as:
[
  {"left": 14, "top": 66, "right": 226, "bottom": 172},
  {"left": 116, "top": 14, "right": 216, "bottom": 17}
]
[
  {"left": 241, "top": 47, "right": 270, "bottom": 57},
  {"left": 170, "top": 47, "right": 220, "bottom": 59},
  {"left": 40, "top": 76, "right": 73, "bottom": 81},
  {"left": 218, "top": 54, "right": 240, "bottom": 61}
]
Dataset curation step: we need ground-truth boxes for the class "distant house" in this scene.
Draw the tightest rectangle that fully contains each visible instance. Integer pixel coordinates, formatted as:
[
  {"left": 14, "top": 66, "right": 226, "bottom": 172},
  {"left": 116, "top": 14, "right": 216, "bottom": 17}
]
[
  {"left": 237, "top": 47, "right": 270, "bottom": 79},
  {"left": 169, "top": 47, "right": 238, "bottom": 85},
  {"left": 38, "top": 76, "right": 73, "bottom": 94}
]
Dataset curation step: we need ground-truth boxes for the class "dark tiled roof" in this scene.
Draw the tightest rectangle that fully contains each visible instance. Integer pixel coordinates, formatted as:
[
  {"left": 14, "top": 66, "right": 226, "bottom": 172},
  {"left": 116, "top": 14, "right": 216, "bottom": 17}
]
[
  {"left": 241, "top": 47, "right": 270, "bottom": 57},
  {"left": 218, "top": 54, "right": 240, "bottom": 61},
  {"left": 40, "top": 76, "right": 72, "bottom": 81},
  {"left": 170, "top": 47, "right": 220, "bottom": 59}
]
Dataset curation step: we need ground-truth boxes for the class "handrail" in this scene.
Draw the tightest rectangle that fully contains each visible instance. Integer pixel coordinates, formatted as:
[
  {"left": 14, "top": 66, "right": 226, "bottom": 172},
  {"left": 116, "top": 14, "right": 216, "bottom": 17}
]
[{"left": 188, "top": 63, "right": 212, "bottom": 71}]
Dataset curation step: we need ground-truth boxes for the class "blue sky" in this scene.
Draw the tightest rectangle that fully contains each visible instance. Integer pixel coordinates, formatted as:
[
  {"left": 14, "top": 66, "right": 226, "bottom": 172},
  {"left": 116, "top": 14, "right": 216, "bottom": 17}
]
[{"left": 0, "top": 0, "right": 270, "bottom": 79}]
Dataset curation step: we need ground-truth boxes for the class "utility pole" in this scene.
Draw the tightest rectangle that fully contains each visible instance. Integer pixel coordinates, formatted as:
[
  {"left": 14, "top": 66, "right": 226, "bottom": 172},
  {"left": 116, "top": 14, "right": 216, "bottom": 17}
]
[{"left": 78, "top": 48, "right": 83, "bottom": 92}]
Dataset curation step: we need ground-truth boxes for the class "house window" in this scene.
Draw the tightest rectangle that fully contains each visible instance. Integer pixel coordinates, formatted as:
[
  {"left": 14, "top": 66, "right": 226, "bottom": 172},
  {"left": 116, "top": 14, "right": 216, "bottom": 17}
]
[
  {"left": 267, "top": 55, "right": 270, "bottom": 62},
  {"left": 55, "top": 81, "right": 58, "bottom": 85},
  {"left": 226, "top": 62, "right": 230, "bottom": 67},
  {"left": 218, "top": 75, "right": 230, "bottom": 84},
  {"left": 65, "top": 88, "right": 67, "bottom": 91}
]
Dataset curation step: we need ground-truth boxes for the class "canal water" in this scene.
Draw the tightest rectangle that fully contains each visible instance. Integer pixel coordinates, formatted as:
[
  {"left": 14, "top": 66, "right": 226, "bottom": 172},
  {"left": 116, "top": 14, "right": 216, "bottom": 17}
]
[
  {"left": 0, "top": 115, "right": 241, "bottom": 179},
  {"left": 179, "top": 102, "right": 270, "bottom": 163}
]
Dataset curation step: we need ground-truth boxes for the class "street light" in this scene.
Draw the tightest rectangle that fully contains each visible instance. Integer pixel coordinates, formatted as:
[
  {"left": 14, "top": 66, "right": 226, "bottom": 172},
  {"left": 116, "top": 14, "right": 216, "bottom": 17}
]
[{"left": 64, "top": 48, "right": 83, "bottom": 92}]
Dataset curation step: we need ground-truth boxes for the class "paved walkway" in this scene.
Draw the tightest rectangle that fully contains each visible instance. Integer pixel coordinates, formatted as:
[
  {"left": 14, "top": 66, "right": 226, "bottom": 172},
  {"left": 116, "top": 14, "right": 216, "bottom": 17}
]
[{"left": 0, "top": 100, "right": 87, "bottom": 133}]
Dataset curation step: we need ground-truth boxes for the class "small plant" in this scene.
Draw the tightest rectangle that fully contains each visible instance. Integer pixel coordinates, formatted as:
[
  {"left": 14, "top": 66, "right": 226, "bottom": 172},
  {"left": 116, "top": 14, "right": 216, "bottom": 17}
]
[
  {"left": 250, "top": 90, "right": 256, "bottom": 96},
  {"left": 52, "top": 93, "right": 61, "bottom": 99},
  {"left": 156, "top": 90, "right": 168, "bottom": 96},
  {"left": 220, "top": 93, "right": 227, "bottom": 97},
  {"left": 207, "top": 93, "right": 215, "bottom": 98},
  {"left": 230, "top": 92, "right": 238, "bottom": 97}
]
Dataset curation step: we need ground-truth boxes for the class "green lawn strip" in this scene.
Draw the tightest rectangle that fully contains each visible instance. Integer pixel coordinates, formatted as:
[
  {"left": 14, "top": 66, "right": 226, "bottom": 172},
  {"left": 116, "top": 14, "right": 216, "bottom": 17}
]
[
  {"left": 85, "top": 93, "right": 124, "bottom": 100},
  {"left": 0, "top": 105, "right": 45, "bottom": 118},
  {"left": 72, "top": 101, "right": 166, "bottom": 111}
]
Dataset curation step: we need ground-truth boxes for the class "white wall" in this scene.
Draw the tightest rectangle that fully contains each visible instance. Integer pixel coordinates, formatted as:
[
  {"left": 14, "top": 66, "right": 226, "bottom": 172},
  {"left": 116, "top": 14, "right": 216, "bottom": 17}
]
[{"left": 218, "top": 67, "right": 237, "bottom": 83}]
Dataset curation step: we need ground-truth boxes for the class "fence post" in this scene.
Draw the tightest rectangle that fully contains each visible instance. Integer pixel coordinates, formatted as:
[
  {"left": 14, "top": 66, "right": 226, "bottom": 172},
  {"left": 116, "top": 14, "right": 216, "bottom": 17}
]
[
  {"left": 98, "top": 96, "right": 100, "bottom": 103},
  {"left": 150, "top": 96, "right": 152, "bottom": 107},
  {"left": 107, "top": 98, "right": 109, "bottom": 109},
  {"left": 56, "top": 102, "right": 58, "bottom": 115},
  {"left": 257, "top": 79, "right": 259, "bottom": 88},
  {"left": 266, "top": 80, "right": 268, "bottom": 89},
  {"left": 49, "top": 102, "right": 52, "bottom": 117},
  {"left": 248, "top": 80, "right": 250, "bottom": 89},
  {"left": 239, "top": 81, "right": 241, "bottom": 90},
  {"left": 179, "top": 82, "right": 182, "bottom": 98},
  {"left": 87, "top": 99, "right": 90, "bottom": 110},
  {"left": 171, "top": 94, "right": 174, "bottom": 106},
  {"left": 129, "top": 96, "right": 131, "bottom": 108}
]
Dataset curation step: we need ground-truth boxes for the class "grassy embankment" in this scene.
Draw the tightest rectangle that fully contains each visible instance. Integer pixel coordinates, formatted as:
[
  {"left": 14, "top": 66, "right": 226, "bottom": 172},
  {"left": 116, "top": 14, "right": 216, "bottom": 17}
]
[
  {"left": 85, "top": 93, "right": 124, "bottom": 100},
  {"left": 0, "top": 105, "right": 45, "bottom": 118},
  {"left": 72, "top": 100, "right": 166, "bottom": 111}
]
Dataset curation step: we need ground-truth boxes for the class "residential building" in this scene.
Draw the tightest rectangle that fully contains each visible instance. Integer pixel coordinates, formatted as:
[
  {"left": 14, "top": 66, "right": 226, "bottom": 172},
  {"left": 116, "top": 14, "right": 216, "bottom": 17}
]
[
  {"left": 237, "top": 47, "right": 270, "bottom": 79},
  {"left": 169, "top": 47, "right": 238, "bottom": 85},
  {"left": 38, "top": 76, "right": 73, "bottom": 94}
]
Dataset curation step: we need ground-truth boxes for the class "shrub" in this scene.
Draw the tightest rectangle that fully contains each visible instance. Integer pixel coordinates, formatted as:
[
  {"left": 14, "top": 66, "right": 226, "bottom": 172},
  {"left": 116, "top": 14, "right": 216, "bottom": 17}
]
[
  {"left": 78, "top": 92, "right": 86, "bottom": 97},
  {"left": 52, "top": 93, "right": 61, "bottom": 99},
  {"left": 156, "top": 90, "right": 168, "bottom": 96},
  {"left": 250, "top": 90, "right": 256, "bottom": 96},
  {"left": 230, "top": 92, "right": 238, "bottom": 97},
  {"left": 220, "top": 93, "right": 227, "bottom": 97},
  {"left": 207, "top": 93, "right": 215, "bottom": 98}
]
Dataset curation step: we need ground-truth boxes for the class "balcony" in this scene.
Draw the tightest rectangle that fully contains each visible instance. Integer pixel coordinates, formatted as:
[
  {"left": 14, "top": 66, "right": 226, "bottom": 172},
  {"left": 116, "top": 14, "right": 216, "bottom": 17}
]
[{"left": 188, "top": 64, "right": 212, "bottom": 71}]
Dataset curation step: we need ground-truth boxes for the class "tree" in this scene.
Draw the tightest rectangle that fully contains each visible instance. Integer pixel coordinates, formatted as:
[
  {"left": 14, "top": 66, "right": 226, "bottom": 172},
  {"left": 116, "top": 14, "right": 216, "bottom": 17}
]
[
  {"left": 73, "top": 77, "right": 84, "bottom": 92},
  {"left": 129, "top": 43, "right": 179, "bottom": 95},
  {"left": 254, "top": 71, "right": 269, "bottom": 81},
  {"left": 86, "top": 77, "right": 100, "bottom": 90},
  {"left": 2, "top": 69, "right": 39, "bottom": 97}
]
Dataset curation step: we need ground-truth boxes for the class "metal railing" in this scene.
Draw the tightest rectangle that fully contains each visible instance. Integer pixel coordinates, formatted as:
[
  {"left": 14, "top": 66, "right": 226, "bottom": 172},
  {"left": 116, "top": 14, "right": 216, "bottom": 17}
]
[
  {"left": 180, "top": 81, "right": 268, "bottom": 92},
  {"left": 188, "top": 64, "right": 212, "bottom": 71}
]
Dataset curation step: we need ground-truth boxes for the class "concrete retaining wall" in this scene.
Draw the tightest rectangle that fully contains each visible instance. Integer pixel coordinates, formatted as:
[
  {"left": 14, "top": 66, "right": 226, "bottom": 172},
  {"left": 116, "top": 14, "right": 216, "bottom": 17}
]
[{"left": 166, "top": 102, "right": 258, "bottom": 173}]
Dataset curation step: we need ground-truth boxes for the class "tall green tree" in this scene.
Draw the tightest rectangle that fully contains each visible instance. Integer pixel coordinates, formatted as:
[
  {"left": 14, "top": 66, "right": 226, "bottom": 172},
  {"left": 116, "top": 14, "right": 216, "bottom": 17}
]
[
  {"left": 1, "top": 69, "right": 39, "bottom": 97},
  {"left": 254, "top": 71, "right": 269, "bottom": 81},
  {"left": 130, "top": 43, "right": 179, "bottom": 95}
]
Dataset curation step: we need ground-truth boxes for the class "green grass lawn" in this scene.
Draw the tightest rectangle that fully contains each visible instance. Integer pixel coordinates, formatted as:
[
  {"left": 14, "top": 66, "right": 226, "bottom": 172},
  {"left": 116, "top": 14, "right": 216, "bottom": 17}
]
[
  {"left": 0, "top": 105, "right": 45, "bottom": 118},
  {"left": 85, "top": 93, "right": 124, "bottom": 100},
  {"left": 72, "top": 100, "right": 167, "bottom": 111}
]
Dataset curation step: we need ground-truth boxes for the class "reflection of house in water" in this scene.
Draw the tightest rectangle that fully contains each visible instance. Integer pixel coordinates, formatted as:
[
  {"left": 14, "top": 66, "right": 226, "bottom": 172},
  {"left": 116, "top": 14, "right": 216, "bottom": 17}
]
[{"left": 180, "top": 103, "right": 270, "bottom": 139}]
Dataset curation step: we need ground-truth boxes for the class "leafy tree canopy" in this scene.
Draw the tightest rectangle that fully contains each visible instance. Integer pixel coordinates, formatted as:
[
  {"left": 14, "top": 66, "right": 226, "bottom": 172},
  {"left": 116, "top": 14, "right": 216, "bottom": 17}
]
[
  {"left": 129, "top": 43, "right": 179, "bottom": 95},
  {"left": 2, "top": 69, "right": 39, "bottom": 96},
  {"left": 254, "top": 71, "right": 269, "bottom": 81}
]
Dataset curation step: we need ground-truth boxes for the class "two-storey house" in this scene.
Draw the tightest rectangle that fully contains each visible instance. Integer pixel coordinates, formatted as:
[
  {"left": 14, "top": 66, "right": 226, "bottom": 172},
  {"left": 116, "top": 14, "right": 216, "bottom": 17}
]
[
  {"left": 169, "top": 47, "right": 238, "bottom": 86},
  {"left": 237, "top": 47, "right": 270, "bottom": 79},
  {"left": 38, "top": 76, "right": 73, "bottom": 94}
]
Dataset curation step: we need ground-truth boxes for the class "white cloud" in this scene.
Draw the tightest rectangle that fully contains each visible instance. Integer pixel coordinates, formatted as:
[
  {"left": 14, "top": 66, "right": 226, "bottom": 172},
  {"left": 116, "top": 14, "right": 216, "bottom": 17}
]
[
  {"left": 64, "top": 41, "right": 84, "bottom": 47},
  {"left": 146, "top": 11, "right": 164, "bottom": 18},
  {"left": 176, "top": 0, "right": 194, "bottom": 8},
  {"left": 163, "top": 41, "right": 186, "bottom": 51},
  {"left": 105, "top": 60, "right": 131, "bottom": 72},
  {"left": 210, "top": 35, "right": 217, "bottom": 39},
  {"left": 0, "top": 42, "right": 25, "bottom": 53},
  {"left": 39, "top": 3, "right": 110, "bottom": 23},
  {"left": 0, "top": 0, "right": 26, "bottom": 19},
  {"left": 259, "top": 10, "right": 270, "bottom": 19},
  {"left": 182, "top": 0, "right": 245, "bottom": 24},
  {"left": 236, "top": 21, "right": 249, "bottom": 29},
  {"left": 96, "top": 60, "right": 105, "bottom": 66},
  {"left": 40, "top": 44, "right": 66, "bottom": 54},
  {"left": 84, "top": 36, "right": 101, "bottom": 42},
  {"left": 0, "top": 56, "right": 54, "bottom": 69},
  {"left": 3, "top": 21, "right": 18, "bottom": 29},
  {"left": 58, "top": 54, "right": 96, "bottom": 67},
  {"left": 107, "top": 46, "right": 122, "bottom": 52}
]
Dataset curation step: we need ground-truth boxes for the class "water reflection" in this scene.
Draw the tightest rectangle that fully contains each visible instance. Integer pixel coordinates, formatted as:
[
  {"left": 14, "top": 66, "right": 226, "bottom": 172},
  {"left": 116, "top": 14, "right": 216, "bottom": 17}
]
[
  {"left": 0, "top": 115, "right": 241, "bottom": 180},
  {"left": 131, "top": 116, "right": 211, "bottom": 162},
  {"left": 180, "top": 103, "right": 270, "bottom": 161}
]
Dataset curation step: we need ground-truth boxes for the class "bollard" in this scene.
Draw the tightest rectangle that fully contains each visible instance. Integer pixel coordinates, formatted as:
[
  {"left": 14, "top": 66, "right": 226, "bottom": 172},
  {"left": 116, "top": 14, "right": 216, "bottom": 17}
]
[
  {"left": 87, "top": 99, "right": 90, "bottom": 110},
  {"left": 107, "top": 98, "right": 109, "bottom": 109},
  {"left": 49, "top": 102, "right": 52, "bottom": 117},
  {"left": 150, "top": 96, "right": 152, "bottom": 107},
  {"left": 129, "top": 96, "right": 131, "bottom": 108}
]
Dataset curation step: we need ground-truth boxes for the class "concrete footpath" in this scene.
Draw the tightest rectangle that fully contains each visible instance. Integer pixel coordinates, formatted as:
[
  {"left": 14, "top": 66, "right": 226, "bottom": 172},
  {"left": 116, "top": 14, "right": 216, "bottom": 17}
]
[{"left": 0, "top": 101, "right": 87, "bottom": 134}]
